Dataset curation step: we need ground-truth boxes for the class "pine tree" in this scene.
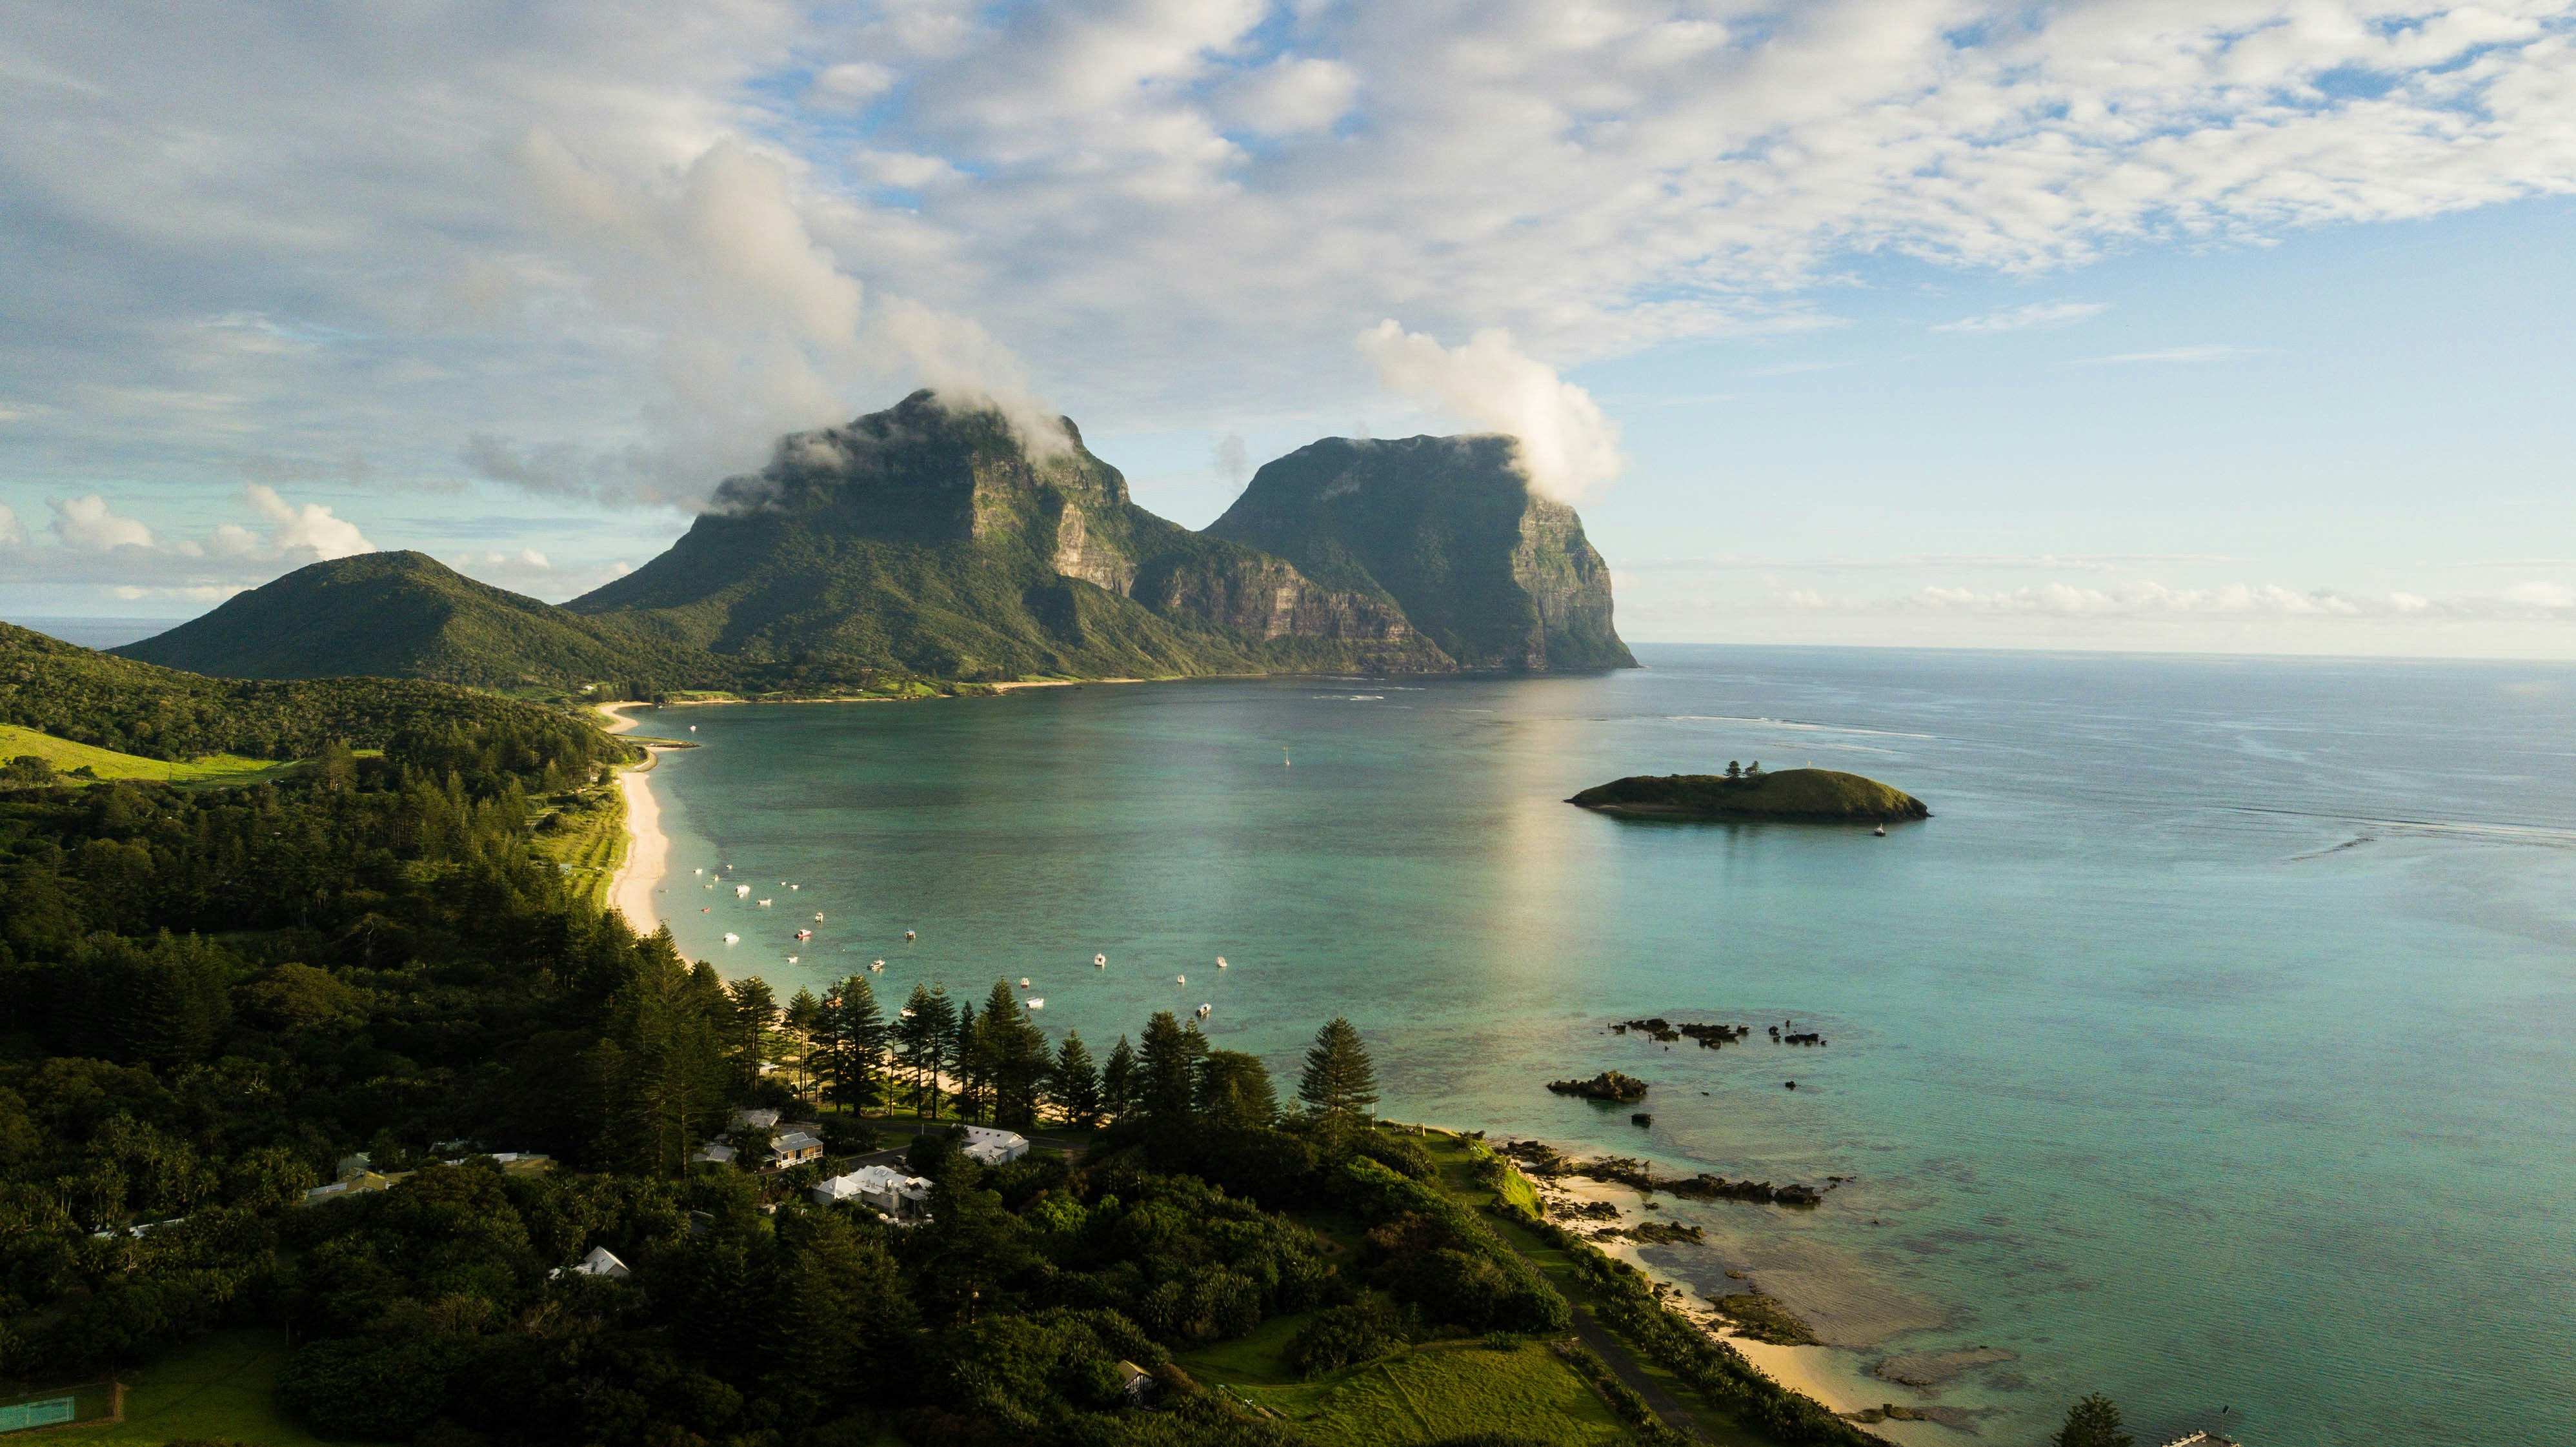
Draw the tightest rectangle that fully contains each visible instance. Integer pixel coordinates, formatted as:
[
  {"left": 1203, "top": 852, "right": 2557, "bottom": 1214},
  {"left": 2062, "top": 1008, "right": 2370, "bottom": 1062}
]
[
  {"left": 1101, "top": 1036, "right": 1139, "bottom": 1123},
  {"left": 1051, "top": 1031, "right": 1101, "bottom": 1128},
  {"left": 978, "top": 980, "right": 1048, "bottom": 1131},
  {"left": 727, "top": 975, "right": 778, "bottom": 1089},
  {"left": 818, "top": 976, "right": 888, "bottom": 1113},
  {"left": 1197, "top": 1048, "right": 1278, "bottom": 1128},
  {"left": 951, "top": 1000, "right": 984, "bottom": 1122},
  {"left": 1296, "top": 1017, "right": 1379, "bottom": 1138},
  {"left": 894, "top": 984, "right": 947, "bottom": 1116},
  {"left": 2049, "top": 1395, "right": 2133, "bottom": 1447},
  {"left": 1135, "top": 1011, "right": 1206, "bottom": 1126},
  {"left": 783, "top": 985, "right": 823, "bottom": 1095}
]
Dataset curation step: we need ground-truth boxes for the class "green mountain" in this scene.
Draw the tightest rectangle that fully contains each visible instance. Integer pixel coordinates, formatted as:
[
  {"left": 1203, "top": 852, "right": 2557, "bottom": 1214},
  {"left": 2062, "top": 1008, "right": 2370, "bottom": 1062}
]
[
  {"left": 563, "top": 391, "right": 1451, "bottom": 682},
  {"left": 1205, "top": 434, "right": 1636, "bottom": 671},
  {"left": 115, "top": 551, "right": 710, "bottom": 693},
  {"left": 118, "top": 395, "right": 1636, "bottom": 689},
  {"left": 3, "top": 619, "right": 621, "bottom": 765}
]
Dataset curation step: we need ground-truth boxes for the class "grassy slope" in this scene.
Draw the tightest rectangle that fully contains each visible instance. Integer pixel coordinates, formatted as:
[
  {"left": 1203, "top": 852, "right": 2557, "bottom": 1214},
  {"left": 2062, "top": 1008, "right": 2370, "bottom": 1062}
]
[
  {"left": 530, "top": 775, "right": 629, "bottom": 910},
  {"left": 1411, "top": 1131, "right": 1780, "bottom": 1447},
  {"left": 1569, "top": 769, "right": 1929, "bottom": 822},
  {"left": 36, "top": 1330, "right": 335, "bottom": 1446},
  {"left": 0, "top": 724, "right": 293, "bottom": 786},
  {"left": 1178, "top": 1322, "right": 1627, "bottom": 1446}
]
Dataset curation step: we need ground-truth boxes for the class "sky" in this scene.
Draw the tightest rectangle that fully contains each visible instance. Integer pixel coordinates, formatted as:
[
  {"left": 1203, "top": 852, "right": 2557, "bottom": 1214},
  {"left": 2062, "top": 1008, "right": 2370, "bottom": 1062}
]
[{"left": 3, "top": 1, "right": 2574, "bottom": 657}]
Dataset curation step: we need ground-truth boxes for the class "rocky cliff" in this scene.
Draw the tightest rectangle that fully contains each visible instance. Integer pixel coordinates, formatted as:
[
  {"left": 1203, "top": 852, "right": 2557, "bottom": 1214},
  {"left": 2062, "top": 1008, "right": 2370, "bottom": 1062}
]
[
  {"left": 1204, "top": 434, "right": 1636, "bottom": 671},
  {"left": 565, "top": 392, "right": 1452, "bottom": 681}
]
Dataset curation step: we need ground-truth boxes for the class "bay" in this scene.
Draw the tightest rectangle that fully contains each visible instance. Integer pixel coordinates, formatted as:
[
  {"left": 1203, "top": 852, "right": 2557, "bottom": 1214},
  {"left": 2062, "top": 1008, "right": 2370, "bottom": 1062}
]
[{"left": 633, "top": 645, "right": 2576, "bottom": 1447}]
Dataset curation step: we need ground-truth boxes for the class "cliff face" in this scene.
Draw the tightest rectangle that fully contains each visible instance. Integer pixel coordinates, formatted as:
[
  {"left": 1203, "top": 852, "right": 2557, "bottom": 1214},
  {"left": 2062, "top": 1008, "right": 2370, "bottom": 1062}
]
[
  {"left": 1204, "top": 435, "right": 1636, "bottom": 671},
  {"left": 567, "top": 392, "right": 1452, "bottom": 681}
]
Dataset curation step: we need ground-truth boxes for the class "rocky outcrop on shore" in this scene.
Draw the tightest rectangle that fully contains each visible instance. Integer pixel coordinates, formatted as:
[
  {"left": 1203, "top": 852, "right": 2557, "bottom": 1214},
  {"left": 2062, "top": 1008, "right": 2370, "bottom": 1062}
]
[
  {"left": 1499, "top": 1139, "right": 1833, "bottom": 1208},
  {"left": 1546, "top": 1071, "right": 1649, "bottom": 1102}
]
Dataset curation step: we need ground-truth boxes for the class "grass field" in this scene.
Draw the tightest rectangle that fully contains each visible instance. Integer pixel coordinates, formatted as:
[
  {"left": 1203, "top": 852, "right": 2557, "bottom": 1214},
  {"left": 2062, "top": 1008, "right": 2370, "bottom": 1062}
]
[
  {"left": 1409, "top": 1129, "right": 1780, "bottom": 1447},
  {"left": 1181, "top": 1330, "right": 1630, "bottom": 1446},
  {"left": 35, "top": 1330, "right": 334, "bottom": 1446},
  {"left": 0, "top": 724, "right": 296, "bottom": 787},
  {"left": 532, "top": 776, "right": 627, "bottom": 910}
]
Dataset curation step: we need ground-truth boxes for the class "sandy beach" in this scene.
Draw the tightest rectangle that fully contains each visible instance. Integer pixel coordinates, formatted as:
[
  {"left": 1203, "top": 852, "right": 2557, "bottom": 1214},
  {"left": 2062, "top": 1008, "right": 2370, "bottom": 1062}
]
[
  {"left": 1519, "top": 1168, "right": 1967, "bottom": 1445},
  {"left": 597, "top": 704, "right": 670, "bottom": 935}
]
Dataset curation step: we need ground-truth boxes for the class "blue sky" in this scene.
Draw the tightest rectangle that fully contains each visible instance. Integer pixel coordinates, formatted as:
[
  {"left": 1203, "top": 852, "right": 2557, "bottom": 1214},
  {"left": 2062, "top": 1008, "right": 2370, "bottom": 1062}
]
[{"left": 4, "top": 1, "right": 2573, "bottom": 656}]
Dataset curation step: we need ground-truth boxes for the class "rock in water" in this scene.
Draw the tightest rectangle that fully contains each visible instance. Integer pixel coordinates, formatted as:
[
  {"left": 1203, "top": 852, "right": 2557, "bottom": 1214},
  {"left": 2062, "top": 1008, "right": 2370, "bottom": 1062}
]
[
  {"left": 1206, "top": 434, "right": 1636, "bottom": 671},
  {"left": 1548, "top": 1071, "right": 1651, "bottom": 1102}
]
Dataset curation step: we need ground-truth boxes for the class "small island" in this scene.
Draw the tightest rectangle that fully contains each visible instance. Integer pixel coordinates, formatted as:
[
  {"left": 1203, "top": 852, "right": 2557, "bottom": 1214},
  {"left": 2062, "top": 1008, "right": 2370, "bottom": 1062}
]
[{"left": 1568, "top": 764, "right": 1929, "bottom": 822}]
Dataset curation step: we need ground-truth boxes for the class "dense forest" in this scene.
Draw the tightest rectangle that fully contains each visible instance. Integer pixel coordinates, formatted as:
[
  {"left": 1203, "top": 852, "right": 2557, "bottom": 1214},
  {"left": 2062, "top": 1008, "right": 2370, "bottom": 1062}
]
[{"left": 0, "top": 638, "right": 1928, "bottom": 1447}]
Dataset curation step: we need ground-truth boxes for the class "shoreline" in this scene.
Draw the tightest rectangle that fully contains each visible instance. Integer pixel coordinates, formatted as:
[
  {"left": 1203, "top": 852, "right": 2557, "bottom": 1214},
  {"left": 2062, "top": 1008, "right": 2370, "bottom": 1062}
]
[
  {"left": 1518, "top": 1167, "right": 1969, "bottom": 1445},
  {"left": 597, "top": 705, "right": 669, "bottom": 935}
]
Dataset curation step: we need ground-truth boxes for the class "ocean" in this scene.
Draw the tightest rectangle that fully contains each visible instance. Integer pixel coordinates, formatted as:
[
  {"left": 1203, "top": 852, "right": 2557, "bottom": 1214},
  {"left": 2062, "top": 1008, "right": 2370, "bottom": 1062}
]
[{"left": 627, "top": 645, "right": 2576, "bottom": 1446}]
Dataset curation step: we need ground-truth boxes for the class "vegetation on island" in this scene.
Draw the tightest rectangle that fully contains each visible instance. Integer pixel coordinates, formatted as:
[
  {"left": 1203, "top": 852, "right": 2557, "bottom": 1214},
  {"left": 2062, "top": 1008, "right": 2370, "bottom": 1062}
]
[
  {"left": 2, "top": 620, "right": 627, "bottom": 765},
  {"left": 116, "top": 392, "right": 1635, "bottom": 692},
  {"left": 1568, "top": 764, "right": 1929, "bottom": 822}
]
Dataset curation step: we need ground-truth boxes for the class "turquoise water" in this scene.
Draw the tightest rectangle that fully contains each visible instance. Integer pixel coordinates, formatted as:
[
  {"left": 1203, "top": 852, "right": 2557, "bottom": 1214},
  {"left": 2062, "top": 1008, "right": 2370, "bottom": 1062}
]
[{"left": 633, "top": 647, "right": 2576, "bottom": 1446}]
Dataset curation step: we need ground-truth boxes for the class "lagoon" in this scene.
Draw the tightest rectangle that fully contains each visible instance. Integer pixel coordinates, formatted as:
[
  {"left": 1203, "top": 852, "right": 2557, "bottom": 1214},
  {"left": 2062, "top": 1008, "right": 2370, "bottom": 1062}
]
[{"left": 633, "top": 645, "right": 2576, "bottom": 1446}]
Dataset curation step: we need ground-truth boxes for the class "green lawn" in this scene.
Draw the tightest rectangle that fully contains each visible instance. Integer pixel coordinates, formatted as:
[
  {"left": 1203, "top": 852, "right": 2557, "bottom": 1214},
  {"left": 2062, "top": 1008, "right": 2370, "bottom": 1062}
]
[
  {"left": 1185, "top": 1335, "right": 1628, "bottom": 1447},
  {"left": 0, "top": 724, "right": 296, "bottom": 788},
  {"left": 531, "top": 777, "right": 628, "bottom": 909},
  {"left": 1411, "top": 1129, "right": 1779, "bottom": 1447},
  {"left": 38, "top": 1330, "right": 336, "bottom": 1446}
]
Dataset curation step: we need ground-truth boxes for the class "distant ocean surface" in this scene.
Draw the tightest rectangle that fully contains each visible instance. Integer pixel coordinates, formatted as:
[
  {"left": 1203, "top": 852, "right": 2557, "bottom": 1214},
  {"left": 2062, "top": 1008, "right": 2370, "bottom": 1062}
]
[{"left": 631, "top": 645, "right": 2576, "bottom": 1447}]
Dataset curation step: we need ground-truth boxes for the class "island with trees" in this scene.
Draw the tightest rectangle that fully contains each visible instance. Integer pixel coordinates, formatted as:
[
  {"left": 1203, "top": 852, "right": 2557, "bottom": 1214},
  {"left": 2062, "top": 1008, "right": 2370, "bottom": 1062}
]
[{"left": 1568, "top": 763, "right": 1930, "bottom": 823}]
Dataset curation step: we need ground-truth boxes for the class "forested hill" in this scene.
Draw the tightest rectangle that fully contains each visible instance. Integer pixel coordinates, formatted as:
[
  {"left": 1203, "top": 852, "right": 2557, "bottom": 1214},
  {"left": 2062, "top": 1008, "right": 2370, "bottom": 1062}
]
[
  {"left": 1, "top": 620, "right": 624, "bottom": 765},
  {"left": 119, "top": 393, "right": 1636, "bottom": 691},
  {"left": 112, "top": 551, "right": 717, "bottom": 694}
]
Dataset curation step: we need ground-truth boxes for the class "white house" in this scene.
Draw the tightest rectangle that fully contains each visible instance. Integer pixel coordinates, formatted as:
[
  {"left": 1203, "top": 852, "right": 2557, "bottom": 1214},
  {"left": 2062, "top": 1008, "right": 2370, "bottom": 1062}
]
[
  {"left": 958, "top": 1126, "right": 1029, "bottom": 1166},
  {"left": 768, "top": 1130, "right": 825, "bottom": 1168},
  {"left": 574, "top": 1246, "right": 630, "bottom": 1279},
  {"left": 732, "top": 1108, "right": 781, "bottom": 1130},
  {"left": 692, "top": 1140, "right": 737, "bottom": 1166},
  {"left": 812, "top": 1164, "right": 932, "bottom": 1219}
]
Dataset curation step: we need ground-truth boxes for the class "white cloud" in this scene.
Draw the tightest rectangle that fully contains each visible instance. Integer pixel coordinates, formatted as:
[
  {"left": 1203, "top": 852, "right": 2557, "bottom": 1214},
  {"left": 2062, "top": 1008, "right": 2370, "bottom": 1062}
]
[
  {"left": 2081, "top": 345, "right": 2251, "bottom": 364},
  {"left": 0, "top": 504, "right": 24, "bottom": 549},
  {"left": 1356, "top": 321, "right": 1624, "bottom": 501},
  {"left": 809, "top": 61, "right": 896, "bottom": 110},
  {"left": 1780, "top": 579, "right": 2576, "bottom": 622},
  {"left": 244, "top": 483, "right": 371, "bottom": 561},
  {"left": 48, "top": 494, "right": 154, "bottom": 552},
  {"left": 1218, "top": 55, "right": 1360, "bottom": 135},
  {"left": 1935, "top": 301, "right": 2111, "bottom": 333}
]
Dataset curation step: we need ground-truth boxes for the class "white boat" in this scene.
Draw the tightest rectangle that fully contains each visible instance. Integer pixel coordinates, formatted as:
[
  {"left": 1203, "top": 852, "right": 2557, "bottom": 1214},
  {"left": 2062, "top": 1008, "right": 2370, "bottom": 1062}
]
[
  {"left": 692, "top": 867, "right": 703, "bottom": 875},
  {"left": 758, "top": 898, "right": 772, "bottom": 907},
  {"left": 1196, "top": 1004, "right": 1211, "bottom": 1018},
  {"left": 1873, "top": 825, "right": 1887, "bottom": 837},
  {"left": 786, "top": 955, "right": 799, "bottom": 964},
  {"left": 814, "top": 912, "right": 824, "bottom": 922},
  {"left": 1176, "top": 974, "right": 1186, "bottom": 984},
  {"left": 869, "top": 960, "right": 885, "bottom": 973},
  {"left": 1216, "top": 956, "right": 1227, "bottom": 967},
  {"left": 723, "top": 933, "right": 740, "bottom": 944},
  {"left": 1094, "top": 953, "right": 1107, "bottom": 967},
  {"left": 1028, "top": 998, "right": 1045, "bottom": 1009},
  {"left": 736, "top": 885, "right": 750, "bottom": 897},
  {"left": 904, "top": 930, "right": 916, "bottom": 943},
  {"left": 1019, "top": 976, "right": 1032, "bottom": 988},
  {"left": 796, "top": 930, "right": 812, "bottom": 940}
]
